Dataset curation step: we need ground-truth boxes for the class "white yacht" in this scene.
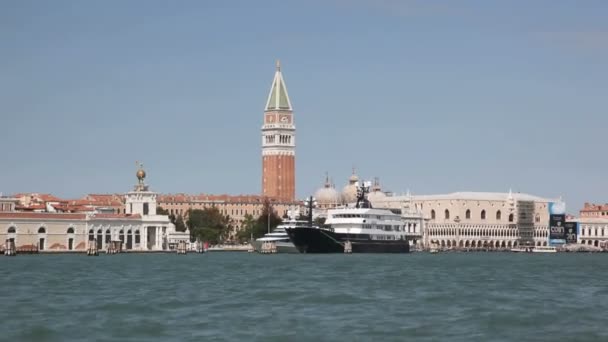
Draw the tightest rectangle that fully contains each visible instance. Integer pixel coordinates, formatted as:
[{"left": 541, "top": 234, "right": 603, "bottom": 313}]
[
  {"left": 286, "top": 182, "right": 423, "bottom": 253},
  {"left": 252, "top": 213, "right": 310, "bottom": 254}
]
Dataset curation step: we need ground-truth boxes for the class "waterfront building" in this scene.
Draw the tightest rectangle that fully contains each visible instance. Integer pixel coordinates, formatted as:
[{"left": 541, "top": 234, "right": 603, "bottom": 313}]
[
  {"left": 577, "top": 217, "right": 608, "bottom": 248},
  {"left": 580, "top": 203, "right": 608, "bottom": 218},
  {"left": 0, "top": 166, "right": 181, "bottom": 252},
  {"left": 262, "top": 60, "right": 296, "bottom": 201},
  {"left": 370, "top": 190, "right": 560, "bottom": 249}
]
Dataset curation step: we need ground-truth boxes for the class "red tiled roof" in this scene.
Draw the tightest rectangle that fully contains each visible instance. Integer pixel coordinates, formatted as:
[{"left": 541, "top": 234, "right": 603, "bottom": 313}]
[
  {"left": 91, "top": 213, "right": 141, "bottom": 220},
  {"left": 0, "top": 212, "right": 87, "bottom": 220},
  {"left": 158, "top": 193, "right": 300, "bottom": 204},
  {"left": 0, "top": 212, "right": 141, "bottom": 220},
  {"left": 581, "top": 203, "right": 608, "bottom": 212},
  {"left": 15, "top": 204, "right": 46, "bottom": 210}
]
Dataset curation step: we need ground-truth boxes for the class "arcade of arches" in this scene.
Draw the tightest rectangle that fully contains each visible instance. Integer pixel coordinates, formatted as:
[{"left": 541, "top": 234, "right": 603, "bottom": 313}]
[{"left": 427, "top": 224, "right": 550, "bottom": 249}]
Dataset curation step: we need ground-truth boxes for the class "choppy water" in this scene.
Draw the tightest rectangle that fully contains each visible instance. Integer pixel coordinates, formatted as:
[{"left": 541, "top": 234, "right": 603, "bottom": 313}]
[{"left": 1, "top": 252, "right": 607, "bottom": 341}]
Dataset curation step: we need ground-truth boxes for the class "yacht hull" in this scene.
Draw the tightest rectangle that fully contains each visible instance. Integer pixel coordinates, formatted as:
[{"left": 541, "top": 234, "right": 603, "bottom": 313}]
[{"left": 286, "top": 227, "right": 410, "bottom": 253}]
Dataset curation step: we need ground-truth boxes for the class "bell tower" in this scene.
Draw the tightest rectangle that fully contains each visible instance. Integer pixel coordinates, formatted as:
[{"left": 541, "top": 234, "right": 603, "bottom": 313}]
[{"left": 261, "top": 60, "right": 295, "bottom": 201}]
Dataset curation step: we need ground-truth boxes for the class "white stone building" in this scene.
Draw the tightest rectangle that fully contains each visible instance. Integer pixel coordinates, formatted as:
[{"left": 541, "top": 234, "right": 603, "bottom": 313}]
[
  {"left": 370, "top": 191, "right": 560, "bottom": 250},
  {"left": 1, "top": 166, "right": 186, "bottom": 252},
  {"left": 577, "top": 218, "right": 608, "bottom": 248}
]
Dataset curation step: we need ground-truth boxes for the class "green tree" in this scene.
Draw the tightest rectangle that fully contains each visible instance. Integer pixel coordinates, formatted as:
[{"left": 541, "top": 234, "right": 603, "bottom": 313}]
[
  {"left": 236, "top": 214, "right": 257, "bottom": 243},
  {"left": 187, "top": 207, "right": 231, "bottom": 244},
  {"left": 157, "top": 206, "right": 187, "bottom": 232},
  {"left": 235, "top": 199, "right": 283, "bottom": 242},
  {"left": 174, "top": 215, "right": 187, "bottom": 232}
]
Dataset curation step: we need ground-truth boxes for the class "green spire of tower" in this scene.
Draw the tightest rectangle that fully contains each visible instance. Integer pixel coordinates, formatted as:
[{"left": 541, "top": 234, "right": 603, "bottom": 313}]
[{"left": 265, "top": 60, "right": 293, "bottom": 111}]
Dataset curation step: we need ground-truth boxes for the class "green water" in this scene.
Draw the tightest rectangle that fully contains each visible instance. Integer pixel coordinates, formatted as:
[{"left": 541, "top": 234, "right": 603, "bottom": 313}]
[{"left": 1, "top": 253, "right": 607, "bottom": 341}]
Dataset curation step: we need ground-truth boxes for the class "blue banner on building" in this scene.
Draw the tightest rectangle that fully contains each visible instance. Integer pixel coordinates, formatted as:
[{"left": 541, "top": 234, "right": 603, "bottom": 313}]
[
  {"left": 548, "top": 202, "right": 566, "bottom": 245},
  {"left": 549, "top": 214, "right": 566, "bottom": 244}
]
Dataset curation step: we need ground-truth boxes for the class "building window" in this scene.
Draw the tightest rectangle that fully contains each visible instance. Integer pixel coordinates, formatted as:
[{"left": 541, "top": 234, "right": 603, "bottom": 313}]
[
  {"left": 8, "top": 226, "right": 16, "bottom": 234},
  {"left": 38, "top": 227, "right": 46, "bottom": 234},
  {"left": 466, "top": 209, "right": 471, "bottom": 219},
  {"left": 481, "top": 210, "right": 486, "bottom": 220},
  {"left": 143, "top": 203, "right": 149, "bottom": 215},
  {"left": 431, "top": 210, "right": 436, "bottom": 220},
  {"left": 67, "top": 227, "right": 75, "bottom": 234},
  {"left": 444, "top": 209, "right": 450, "bottom": 220},
  {"left": 509, "top": 213, "right": 514, "bottom": 222},
  {"left": 496, "top": 210, "right": 501, "bottom": 221}
]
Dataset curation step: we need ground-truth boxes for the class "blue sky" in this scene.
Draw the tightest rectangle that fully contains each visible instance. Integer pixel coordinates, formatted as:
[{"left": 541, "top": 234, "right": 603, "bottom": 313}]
[{"left": 1, "top": 0, "right": 606, "bottom": 212}]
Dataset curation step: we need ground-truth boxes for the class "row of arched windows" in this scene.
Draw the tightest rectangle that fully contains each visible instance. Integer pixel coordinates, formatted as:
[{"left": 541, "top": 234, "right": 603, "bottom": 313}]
[
  {"left": 87, "top": 229, "right": 141, "bottom": 244},
  {"left": 581, "top": 227, "right": 606, "bottom": 237},
  {"left": 428, "top": 228, "right": 524, "bottom": 237},
  {"left": 265, "top": 135, "right": 292, "bottom": 144},
  {"left": 431, "top": 240, "right": 548, "bottom": 249},
  {"left": 7, "top": 226, "right": 76, "bottom": 234},
  {"left": 431, "top": 209, "right": 514, "bottom": 222}
]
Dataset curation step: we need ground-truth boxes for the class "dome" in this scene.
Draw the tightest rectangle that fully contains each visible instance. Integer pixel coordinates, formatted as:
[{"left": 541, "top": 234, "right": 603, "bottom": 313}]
[
  {"left": 315, "top": 187, "right": 341, "bottom": 207},
  {"left": 315, "top": 174, "right": 341, "bottom": 208},
  {"left": 367, "top": 190, "right": 387, "bottom": 203},
  {"left": 342, "top": 184, "right": 358, "bottom": 204},
  {"left": 342, "top": 168, "right": 360, "bottom": 203}
]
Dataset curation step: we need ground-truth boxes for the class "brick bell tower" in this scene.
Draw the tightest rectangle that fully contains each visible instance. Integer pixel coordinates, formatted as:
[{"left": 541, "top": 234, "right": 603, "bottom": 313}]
[{"left": 262, "top": 60, "right": 295, "bottom": 201}]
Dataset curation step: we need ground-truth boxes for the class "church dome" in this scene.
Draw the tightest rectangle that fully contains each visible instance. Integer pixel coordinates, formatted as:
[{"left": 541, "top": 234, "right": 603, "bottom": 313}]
[
  {"left": 367, "top": 190, "right": 386, "bottom": 203},
  {"left": 342, "top": 169, "right": 359, "bottom": 204},
  {"left": 342, "top": 184, "right": 358, "bottom": 204},
  {"left": 367, "top": 178, "right": 385, "bottom": 203},
  {"left": 315, "top": 174, "right": 341, "bottom": 208}
]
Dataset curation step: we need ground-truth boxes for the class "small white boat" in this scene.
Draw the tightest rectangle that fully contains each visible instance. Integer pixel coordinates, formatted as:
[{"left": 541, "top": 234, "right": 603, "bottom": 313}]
[
  {"left": 532, "top": 246, "right": 557, "bottom": 253},
  {"left": 511, "top": 246, "right": 557, "bottom": 253},
  {"left": 252, "top": 215, "right": 310, "bottom": 254},
  {"left": 429, "top": 243, "right": 440, "bottom": 254}
]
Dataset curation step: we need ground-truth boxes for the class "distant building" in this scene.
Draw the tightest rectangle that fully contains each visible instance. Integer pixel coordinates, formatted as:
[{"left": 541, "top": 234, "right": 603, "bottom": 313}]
[
  {"left": 577, "top": 217, "right": 608, "bottom": 248},
  {"left": 371, "top": 190, "right": 561, "bottom": 249},
  {"left": 262, "top": 60, "right": 296, "bottom": 201},
  {"left": 580, "top": 203, "right": 608, "bottom": 218},
  {"left": 0, "top": 165, "right": 181, "bottom": 252},
  {"left": 12, "top": 192, "right": 125, "bottom": 214},
  {"left": 0, "top": 196, "right": 17, "bottom": 212},
  {"left": 157, "top": 194, "right": 301, "bottom": 239}
]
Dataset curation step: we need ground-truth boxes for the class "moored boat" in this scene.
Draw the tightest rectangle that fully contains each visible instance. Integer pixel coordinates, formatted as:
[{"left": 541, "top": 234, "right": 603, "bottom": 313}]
[
  {"left": 251, "top": 214, "right": 310, "bottom": 254},
  {"left": 286, "top": 181, "right": 419, "bottom": 253}
]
